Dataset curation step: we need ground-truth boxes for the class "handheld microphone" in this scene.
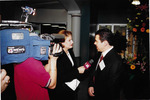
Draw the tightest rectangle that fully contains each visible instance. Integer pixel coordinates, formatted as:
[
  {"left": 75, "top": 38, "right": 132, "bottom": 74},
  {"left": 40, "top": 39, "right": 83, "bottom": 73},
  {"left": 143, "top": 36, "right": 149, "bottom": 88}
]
[{"left": 84, "top": 59, "right": 94, "bottom": 69}]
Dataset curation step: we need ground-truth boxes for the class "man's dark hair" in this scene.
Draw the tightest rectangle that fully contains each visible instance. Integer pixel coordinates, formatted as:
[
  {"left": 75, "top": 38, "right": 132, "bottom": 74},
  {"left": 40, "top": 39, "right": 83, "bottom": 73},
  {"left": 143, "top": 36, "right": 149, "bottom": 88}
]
[{"left": 95, "top": 28, "right": 114, "bottom": 46}]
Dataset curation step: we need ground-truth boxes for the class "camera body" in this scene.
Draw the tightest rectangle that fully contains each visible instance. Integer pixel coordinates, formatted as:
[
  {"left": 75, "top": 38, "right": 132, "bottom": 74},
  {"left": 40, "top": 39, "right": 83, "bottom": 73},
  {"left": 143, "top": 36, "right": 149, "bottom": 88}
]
[
  {"left": 0, "top": 29, "right": 50, "bottom": 65},
  {"left": 0, "top": 29, "right": 64, "bottom": 65},
  {"left": 40, "top": 33, "right": 65, "bottom": 55}
]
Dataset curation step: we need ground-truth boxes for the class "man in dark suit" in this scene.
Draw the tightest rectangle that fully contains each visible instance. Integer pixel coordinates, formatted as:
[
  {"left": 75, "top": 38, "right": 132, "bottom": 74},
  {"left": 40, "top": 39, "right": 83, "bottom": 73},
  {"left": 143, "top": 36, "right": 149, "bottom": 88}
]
[{"left": 88, "top": 28, "right": 124, "bottom": 100}]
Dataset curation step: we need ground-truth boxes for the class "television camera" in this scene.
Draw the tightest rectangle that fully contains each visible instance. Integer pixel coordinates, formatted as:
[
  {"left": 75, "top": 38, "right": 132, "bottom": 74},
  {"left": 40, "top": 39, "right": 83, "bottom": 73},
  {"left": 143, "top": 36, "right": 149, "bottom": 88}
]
[{"left": 0, "top": 6, "right": 65, "bottom": 65}]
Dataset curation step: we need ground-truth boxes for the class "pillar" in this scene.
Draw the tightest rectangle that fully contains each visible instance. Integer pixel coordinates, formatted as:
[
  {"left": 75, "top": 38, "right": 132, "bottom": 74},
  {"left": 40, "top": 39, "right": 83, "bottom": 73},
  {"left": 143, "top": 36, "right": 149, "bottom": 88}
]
[
  {"left": 71, "top": 13, "right": 81, "bottom": 57},
  {"left": 67, "top": 11, "right": 81, "bottom": 66},
  {"left": 67, "top": 11, "right": 81, "bottom": 58}
]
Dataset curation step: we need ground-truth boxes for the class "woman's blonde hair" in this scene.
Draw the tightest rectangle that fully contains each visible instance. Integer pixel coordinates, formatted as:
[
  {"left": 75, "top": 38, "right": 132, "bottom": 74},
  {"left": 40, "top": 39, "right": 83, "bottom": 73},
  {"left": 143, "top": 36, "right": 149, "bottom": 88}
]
[
  {"left": 58, "top": 30, "right": 72, "bottom": 48},
  {"left": 58, "top": 30, "right": 72, "bottom": 39}
]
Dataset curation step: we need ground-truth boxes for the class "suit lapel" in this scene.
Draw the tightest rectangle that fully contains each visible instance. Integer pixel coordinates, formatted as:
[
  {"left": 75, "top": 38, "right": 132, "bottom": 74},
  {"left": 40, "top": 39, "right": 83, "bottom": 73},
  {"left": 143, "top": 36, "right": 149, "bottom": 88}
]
[{"left": 101, "top": 48, "right": 115, "bottom": 70}]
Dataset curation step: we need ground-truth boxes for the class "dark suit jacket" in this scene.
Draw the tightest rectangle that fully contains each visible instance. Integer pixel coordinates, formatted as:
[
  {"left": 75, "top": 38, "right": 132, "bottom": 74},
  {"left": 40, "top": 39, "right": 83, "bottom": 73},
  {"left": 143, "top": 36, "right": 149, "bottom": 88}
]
[
  {"left": 89, "top": 48, "right": 124, "bottom": 100},
  {"left": 49, "top": 49, "right": 81, "bottom": 100}
]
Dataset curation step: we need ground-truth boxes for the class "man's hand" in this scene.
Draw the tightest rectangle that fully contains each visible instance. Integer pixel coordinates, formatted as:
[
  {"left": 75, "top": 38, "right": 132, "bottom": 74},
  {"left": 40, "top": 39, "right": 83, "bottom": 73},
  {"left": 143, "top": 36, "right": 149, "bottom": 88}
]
[{"left": 88, "top": 87, "right": 95, "bottom": 97}]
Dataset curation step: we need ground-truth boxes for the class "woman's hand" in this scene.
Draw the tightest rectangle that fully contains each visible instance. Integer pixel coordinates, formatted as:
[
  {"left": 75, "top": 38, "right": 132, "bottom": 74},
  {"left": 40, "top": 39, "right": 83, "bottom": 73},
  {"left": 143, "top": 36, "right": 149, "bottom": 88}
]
[{"left": 78, "top": 66, "right": 85, "bottom": 74}]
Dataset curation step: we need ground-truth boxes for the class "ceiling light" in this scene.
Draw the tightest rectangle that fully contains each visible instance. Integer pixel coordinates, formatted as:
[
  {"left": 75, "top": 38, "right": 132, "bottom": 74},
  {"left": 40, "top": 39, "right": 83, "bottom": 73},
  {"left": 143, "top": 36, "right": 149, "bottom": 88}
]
[{"left": 132, "top": 0, "right": 140, "bottom": 5}]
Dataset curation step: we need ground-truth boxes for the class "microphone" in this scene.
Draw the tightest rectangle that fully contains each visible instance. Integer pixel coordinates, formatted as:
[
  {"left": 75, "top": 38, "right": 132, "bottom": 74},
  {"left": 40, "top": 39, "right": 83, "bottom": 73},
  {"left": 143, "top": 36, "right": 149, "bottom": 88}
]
[{"left": 84, "top": 59, "right": 94, "bottom": 69}]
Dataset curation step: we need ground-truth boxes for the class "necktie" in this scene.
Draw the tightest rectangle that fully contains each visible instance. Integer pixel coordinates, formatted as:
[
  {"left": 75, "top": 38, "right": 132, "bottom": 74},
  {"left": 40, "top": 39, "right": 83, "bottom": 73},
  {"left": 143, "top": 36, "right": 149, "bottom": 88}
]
[
  {"left": 93, "top": 54, "right": 103, "bottom": 83},
  {"left": 99, "top": 55, "right": 103, "bottom": 62},
  {"left": 97, "top": 54, "right": 103, "bottom": 70}
]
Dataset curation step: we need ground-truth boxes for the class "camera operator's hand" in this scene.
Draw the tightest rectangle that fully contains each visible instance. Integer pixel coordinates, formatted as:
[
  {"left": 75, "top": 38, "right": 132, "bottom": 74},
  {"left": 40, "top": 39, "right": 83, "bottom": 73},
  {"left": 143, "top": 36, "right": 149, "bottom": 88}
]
[
  {"left": 49, "top": 43, "right": 62, "bottom": 59},
  {"left": 46, "top": 44, "right": 62, "bottom": 89},
  {"left": 1, "top": 69, "right": 10, "bottom": 93}
]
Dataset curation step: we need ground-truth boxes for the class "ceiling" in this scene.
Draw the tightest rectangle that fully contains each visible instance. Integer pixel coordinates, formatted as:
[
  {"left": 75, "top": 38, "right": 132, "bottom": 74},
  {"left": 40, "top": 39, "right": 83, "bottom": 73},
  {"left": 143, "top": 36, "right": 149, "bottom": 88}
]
[
  {"left": 0, "top": 0, "right": 135, "bottom": 11},
  {"left": 0, "top": 0, "right": 148, "bottom": 22},
  {"left": 0, "top": 0, "right": 148, "bottom": 11},
  {"left": 0, "top": 0, "right": 88, "bottom": 11}
]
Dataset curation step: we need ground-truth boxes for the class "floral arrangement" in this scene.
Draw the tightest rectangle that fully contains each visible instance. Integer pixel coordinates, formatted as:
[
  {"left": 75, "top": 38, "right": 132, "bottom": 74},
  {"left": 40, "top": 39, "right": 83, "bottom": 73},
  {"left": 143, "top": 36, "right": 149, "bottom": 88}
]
[
  {"left": 126, "top": 54, "right": 137, "bottom": 70},
  {"left": 126, "top": 54, "right": 147, "bottom": 73}
]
